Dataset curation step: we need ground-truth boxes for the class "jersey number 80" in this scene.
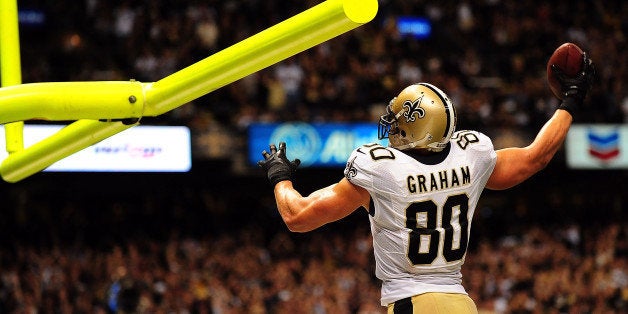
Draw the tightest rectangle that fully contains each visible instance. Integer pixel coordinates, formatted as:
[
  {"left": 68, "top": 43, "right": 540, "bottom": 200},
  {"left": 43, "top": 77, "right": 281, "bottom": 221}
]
[{"left": 405, "top": 194, "right": 469, "bottom": 265}]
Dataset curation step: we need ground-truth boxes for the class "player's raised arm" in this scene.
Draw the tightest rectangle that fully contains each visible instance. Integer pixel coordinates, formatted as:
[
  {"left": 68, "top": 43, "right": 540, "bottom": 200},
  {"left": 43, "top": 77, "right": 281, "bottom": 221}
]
[
  {"left": 258, "top": 142, "right": 370, "bottom": 232},
  {"left": 486, "top": 52, "right": 595, "bottom": 190}
]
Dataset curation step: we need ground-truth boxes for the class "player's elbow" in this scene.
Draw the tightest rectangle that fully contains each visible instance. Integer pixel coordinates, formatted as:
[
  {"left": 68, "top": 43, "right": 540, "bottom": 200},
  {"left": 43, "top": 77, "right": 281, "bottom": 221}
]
[
  {"left": 518, "top": 145, "right": 552, "bottom": 175},
  {"left": 282, "top": 215, "right": 313, "bottom": 233},
  {"left": 528, "top": 139, "right": 562, "bottom": 171},
  {"left": 531, "top": 150, "right": 553, "bottom": 173},
  {"left": 283, "top": 220, "right": 312, "bottom": 233},
  {"left": 510, "top": 151, "right": 552, "bottom": 187},
  {"left": 539, "top": 158, "right": 552, "bottom": 171},
  {"left": 488, "top": 151, "right": 549, "bottom": 190}
]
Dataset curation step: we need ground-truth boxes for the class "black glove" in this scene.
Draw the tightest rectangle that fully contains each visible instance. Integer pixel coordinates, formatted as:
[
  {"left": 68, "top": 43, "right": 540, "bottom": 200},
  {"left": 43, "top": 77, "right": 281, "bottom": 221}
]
[
  {"left": 258, "top": 142, "right": 301, "bottom": 186},
  {"left": 551, "top": 52, "right": 596, "bottom": 115}
]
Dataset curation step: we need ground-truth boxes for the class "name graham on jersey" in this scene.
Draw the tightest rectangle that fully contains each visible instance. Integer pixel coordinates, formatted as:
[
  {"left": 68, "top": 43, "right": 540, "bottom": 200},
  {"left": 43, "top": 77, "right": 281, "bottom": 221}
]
[{"left": 407, "top": 166, "right": 471, "bottom": 193}]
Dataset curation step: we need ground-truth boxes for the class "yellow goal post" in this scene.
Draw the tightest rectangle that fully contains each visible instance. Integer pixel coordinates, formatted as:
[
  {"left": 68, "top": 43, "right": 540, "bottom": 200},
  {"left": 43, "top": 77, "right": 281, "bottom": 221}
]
[{"left": 0, "top": 0, "right": 378, "bottom": 182}]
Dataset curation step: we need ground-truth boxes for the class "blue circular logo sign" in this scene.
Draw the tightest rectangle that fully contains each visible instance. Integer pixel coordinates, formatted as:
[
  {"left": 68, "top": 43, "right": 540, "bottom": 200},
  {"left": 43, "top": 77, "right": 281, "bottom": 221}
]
[{"left": 270, "top": 123, "right": 321, "bottom": 166}]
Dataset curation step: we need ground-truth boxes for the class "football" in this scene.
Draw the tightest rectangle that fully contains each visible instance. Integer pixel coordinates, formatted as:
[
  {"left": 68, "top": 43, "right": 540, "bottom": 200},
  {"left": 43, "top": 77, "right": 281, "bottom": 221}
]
[{"left": 547, "top": 42, "right": 584, "bottom": 100}]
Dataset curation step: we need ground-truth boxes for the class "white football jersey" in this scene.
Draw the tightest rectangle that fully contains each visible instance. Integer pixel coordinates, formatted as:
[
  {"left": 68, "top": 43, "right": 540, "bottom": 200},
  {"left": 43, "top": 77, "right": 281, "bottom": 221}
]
[{"left": 343, "top": 130, "right": 497, "bottom": 305}]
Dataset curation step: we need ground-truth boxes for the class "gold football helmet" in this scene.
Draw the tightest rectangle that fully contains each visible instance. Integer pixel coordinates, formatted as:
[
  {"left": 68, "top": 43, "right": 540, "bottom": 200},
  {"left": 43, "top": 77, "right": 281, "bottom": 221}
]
[{"left": 378, "top": 83, "right": 457, "bottom": 152}]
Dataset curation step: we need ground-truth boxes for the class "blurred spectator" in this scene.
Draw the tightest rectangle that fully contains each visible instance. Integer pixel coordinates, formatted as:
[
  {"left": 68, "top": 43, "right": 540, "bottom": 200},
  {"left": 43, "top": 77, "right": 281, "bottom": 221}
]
[{"left": 0, "top": 218, "right": 625, "bottom": 313}]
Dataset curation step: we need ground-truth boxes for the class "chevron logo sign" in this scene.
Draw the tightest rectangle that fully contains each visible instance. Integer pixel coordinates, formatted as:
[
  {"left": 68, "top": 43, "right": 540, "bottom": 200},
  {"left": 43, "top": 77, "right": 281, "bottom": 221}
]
[
  {"left": 588, "top": 129, "right": 620, "bottom": 162},
  {"left": 566, "top": 125, "right": 627, "bottom": 169}
]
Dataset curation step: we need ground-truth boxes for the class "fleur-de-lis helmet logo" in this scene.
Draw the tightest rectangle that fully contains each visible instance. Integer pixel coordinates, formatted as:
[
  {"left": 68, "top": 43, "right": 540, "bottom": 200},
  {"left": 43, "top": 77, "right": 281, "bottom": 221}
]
[{"left": 402, "top": 95, "right": 425, "bottom": 123}]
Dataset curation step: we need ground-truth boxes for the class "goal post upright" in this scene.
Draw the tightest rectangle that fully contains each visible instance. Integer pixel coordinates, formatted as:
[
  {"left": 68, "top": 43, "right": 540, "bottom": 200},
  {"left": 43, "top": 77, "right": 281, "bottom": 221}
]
[
  {"left": 0, "top": 0, "right": 25, "bottom": 154},
  {"left": 0, "top": 0, "right": 378, "bottom": 182}
]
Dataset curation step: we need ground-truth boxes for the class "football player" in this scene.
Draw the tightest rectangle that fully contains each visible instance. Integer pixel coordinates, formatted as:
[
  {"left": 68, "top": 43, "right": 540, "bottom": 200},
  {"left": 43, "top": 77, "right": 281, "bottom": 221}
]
[{"left": 259, "top": 54, "right": 595, "bottom": 313}]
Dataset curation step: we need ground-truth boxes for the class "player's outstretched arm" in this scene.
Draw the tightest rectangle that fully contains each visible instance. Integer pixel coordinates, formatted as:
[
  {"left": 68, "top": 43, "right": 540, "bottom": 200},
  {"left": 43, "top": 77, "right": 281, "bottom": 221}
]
[
  {"left": 259, "top": 142, "right": 370, "bottom": 232},
  {"left": 486, "top": 53, "right": 595, "bottom": 190},
  {"left": 273, "top": 178, "right": 369, "bottom": 232},
  {"left": 486, "top": 110, "right": 572, "bottom": 190}
]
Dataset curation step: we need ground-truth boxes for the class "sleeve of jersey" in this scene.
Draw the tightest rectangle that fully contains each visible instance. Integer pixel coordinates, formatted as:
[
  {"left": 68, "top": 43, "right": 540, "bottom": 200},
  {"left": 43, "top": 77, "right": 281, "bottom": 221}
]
[
  {"left": 467, "top": 131, "right": 497, "bottom": 183},
  {"left": 343, "top": 147, "right": 378, "bottom": 193}
]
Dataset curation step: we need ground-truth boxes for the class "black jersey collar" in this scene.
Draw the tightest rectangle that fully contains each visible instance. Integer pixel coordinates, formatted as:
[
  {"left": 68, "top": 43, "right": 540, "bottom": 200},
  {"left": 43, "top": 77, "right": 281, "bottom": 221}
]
[{"left": 405, "top": 142, "right": 451, "bottom": 165}]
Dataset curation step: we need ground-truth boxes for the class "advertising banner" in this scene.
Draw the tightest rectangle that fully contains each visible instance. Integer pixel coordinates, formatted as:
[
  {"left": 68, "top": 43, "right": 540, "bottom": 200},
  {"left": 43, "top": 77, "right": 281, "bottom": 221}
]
[
  {"left": 248, "top": 122, "right": 385, "bottom": 167},
  {"left": 0, "top": 125, "right": 191, "bottom": 172},
  {"left": 565, "top": 124, "right": 627, "bottom": 169}
]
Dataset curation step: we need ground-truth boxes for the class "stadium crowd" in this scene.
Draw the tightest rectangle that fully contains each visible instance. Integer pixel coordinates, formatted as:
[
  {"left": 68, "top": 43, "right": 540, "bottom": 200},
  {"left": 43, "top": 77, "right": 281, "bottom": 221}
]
[
  {"left": 0, "top": 216, "right": 626, "bottom": 313},
  {"left": 1, "top": 0, "right": 627, "bottom": 313},
  {"left": 16, "top": 0, "right": 627, "bottom": 131}
]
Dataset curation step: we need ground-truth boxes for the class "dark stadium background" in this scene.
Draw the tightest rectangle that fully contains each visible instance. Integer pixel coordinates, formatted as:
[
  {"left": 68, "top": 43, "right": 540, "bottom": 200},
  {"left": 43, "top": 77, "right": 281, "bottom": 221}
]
[{"left": 0, "top": 0, "right": 626, "bottom": 313}]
